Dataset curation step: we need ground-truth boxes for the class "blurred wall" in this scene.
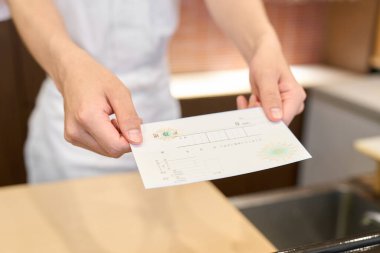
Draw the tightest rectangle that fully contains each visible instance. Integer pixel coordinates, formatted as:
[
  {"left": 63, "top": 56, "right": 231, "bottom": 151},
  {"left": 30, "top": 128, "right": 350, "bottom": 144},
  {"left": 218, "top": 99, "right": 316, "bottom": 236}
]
[{"left": 169, "top": 0, "right": 328, "bottom": 73}]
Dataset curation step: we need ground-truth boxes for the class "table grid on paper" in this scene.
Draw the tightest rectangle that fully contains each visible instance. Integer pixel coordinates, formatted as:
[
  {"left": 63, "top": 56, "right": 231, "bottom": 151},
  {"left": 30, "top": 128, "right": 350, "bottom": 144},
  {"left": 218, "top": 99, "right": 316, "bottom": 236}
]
[{"left": 176, "top": 126, "right": 261, "bottom": 147}]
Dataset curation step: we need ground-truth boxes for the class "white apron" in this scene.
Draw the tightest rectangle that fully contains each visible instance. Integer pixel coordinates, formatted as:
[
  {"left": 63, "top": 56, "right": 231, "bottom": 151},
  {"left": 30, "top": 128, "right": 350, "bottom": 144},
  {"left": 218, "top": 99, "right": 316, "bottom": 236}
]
[{"left": 0, "top": 0, "right": 180, "bottom": 183}]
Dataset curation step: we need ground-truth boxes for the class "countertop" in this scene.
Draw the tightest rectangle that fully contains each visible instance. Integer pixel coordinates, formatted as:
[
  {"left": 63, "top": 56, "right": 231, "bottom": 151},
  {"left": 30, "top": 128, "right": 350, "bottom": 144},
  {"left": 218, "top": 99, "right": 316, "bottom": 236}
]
[
  {"left": 171, "top": 64, "right": 380, "bottom": 118},
  {"left": 355, "top": 136, "right": 380, "bottom": 162},
  {"left": 170, "top": 64, "right": 367, "bottom": 99},
  {"left": 0, "top": 172, "right": 275, "bottom": 253},
  {"left": 311, "top": 75, "right": 380, "bottom": 119}
]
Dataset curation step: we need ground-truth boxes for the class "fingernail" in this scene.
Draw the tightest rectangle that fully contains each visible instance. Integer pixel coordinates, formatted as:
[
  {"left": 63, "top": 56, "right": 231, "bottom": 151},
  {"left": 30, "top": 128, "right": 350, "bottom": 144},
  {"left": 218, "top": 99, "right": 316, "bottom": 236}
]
[
  {"left": 127, "top": 129, "right": 142, "bottom": 143},
  {"left": 271, "top": 108, "right": 283, "bottom": 120}
]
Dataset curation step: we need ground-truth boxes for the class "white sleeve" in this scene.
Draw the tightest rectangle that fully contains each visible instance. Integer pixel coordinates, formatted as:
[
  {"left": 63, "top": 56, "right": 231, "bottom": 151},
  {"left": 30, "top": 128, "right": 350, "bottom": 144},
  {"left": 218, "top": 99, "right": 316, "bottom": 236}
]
[{"left": 0, "top": 0, "right": 11, "bottom": 22}]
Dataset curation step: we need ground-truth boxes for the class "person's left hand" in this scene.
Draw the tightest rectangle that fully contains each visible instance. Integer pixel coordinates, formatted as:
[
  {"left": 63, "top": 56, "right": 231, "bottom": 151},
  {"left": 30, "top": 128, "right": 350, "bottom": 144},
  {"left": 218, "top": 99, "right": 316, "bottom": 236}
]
[{"left": 236, "top": 34, "right": 306, "bottom": 125}]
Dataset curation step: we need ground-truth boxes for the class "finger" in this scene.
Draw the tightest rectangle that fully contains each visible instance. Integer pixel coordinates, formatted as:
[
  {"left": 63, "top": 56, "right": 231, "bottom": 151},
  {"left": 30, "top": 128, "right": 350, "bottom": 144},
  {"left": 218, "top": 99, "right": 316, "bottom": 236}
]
[
  {"left": 283, "top": 100, "right": 304, "bottom": 124},
  {"left": 281, "top": 83, "right": 306, "bottom": 125},
  {"left": 80, "top": 111, "right": 132, "bottom": 157},
  {"left": 282, "top": 94, "right": 305, "bottom": 125},
  {"left": 111, "top": 118, "right": 121, "bottom": 134},
  {"left": 236, "top": 95, "right": 248, "bottom": 109},
  {"left": 108, "top": 86, "right": 143, "bottom": 144},
  {"left": 282, "top": 99, "right": 301, "bottom": 125},
  {"left": 254, "top": 72, "right": 283, "bottom": 121},
  {"left": 65, "top": 123, "right": 129, "bottom": 157},
  {"left": 248, "top": 94, "right": 261, "bottom": 108},
  {"left": 79, "top": 130, "right": 129, "bottom": 157},
  {"left": 298, "top": 103, "right": 305, "bottom": 114}
]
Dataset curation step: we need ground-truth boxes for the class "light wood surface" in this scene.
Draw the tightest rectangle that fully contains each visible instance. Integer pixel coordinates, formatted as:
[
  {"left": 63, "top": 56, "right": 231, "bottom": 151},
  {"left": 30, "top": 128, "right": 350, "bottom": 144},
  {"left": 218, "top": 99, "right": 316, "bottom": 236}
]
[
  {"left": 0, "top": 172, "right": 275, "bottom": 253},
  {"left": 355, "top": 136, "right": 380, "bottom": 162},
  {"left": 355, "top": 136, "right": 380, "bottom": 194}
]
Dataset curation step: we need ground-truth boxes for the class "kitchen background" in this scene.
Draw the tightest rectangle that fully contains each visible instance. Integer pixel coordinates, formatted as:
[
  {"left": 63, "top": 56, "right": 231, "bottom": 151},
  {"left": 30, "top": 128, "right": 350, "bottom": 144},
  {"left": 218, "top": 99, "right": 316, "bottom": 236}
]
[{"left": 0, "top": 0, "right": 379, "bottom": 196}]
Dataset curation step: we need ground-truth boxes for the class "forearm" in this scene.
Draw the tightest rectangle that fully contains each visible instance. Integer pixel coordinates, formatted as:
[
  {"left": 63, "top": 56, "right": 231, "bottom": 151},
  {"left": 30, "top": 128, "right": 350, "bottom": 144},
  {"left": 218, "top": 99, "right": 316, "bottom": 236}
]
[
  {"left": 205, "top": 0, "right": 280, "bottom": 62},
  {"left": 6, "top": 0, "right": 143, "bottom": 156},
  {"left": 6, "top": 0, "right": 85, "bottom": 91}
]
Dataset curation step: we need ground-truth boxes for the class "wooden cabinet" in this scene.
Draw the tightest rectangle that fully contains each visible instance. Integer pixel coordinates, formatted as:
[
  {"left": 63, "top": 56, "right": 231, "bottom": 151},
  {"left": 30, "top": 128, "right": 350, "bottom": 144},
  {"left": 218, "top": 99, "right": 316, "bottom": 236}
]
[
  {"left": 0, "top": 21, "right": 44, "bottom": 185},
  {"left": 325, "top": 0, "right": 379, "bottom": 73}
]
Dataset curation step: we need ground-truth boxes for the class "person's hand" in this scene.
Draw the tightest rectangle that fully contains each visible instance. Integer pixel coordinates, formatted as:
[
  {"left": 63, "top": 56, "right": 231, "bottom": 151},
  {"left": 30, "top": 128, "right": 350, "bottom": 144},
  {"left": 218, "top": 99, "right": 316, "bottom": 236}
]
[
  {"left": 58, "top": 51, "right": 142, "bottom": 158},
  {"left": 236, "top": 34, "right": 306, "bottom": 125}
]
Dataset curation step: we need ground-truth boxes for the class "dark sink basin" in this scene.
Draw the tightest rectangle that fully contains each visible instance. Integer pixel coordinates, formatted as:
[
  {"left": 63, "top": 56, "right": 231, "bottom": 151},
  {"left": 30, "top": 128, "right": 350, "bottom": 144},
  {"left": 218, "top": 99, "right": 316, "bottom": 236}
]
[{"left": 230, "top": 184, "right": 380, "bottom": 250}]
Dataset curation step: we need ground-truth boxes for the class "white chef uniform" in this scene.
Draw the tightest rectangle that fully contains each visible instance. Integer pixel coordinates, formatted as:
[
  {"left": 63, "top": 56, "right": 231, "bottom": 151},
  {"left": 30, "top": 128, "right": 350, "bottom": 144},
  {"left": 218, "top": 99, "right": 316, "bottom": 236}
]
[{"left": 0, "top": 0, "right": 181, "bottom": 183}]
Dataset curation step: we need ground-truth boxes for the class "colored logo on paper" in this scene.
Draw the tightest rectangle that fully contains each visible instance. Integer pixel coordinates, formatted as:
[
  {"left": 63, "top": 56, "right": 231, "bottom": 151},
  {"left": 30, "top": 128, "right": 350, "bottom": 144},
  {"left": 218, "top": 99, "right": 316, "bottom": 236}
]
[
  {"left": 153, "top": 128, "right": 179, "bottom": 141},
  {"left": 260, "top": 142, "right": 296, "bottom": 161}
]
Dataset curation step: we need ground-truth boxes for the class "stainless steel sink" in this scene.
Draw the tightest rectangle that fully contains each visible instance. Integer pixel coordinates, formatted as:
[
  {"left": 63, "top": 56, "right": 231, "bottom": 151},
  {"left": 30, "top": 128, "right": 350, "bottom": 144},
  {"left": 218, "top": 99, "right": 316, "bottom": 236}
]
[{"left": 230, "top": 184, "right": 380, "bottom": 250}]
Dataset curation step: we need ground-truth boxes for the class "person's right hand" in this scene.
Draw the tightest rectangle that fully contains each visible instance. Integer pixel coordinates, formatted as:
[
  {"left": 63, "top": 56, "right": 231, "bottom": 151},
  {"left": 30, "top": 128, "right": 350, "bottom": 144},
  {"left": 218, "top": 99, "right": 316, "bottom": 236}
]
[
  {"left": 57, "top": 50, "right": 142, "bottom": 158},
  {"left": 7, "top": 0, "right": 142, "bottom": 158}
]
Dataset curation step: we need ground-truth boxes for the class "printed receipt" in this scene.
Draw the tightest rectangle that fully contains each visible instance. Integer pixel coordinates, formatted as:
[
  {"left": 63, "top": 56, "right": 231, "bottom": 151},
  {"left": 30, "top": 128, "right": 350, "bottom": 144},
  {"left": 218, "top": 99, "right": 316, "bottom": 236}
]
[{"left": 131, "top": 108, "right": 311, "bottom": 189}]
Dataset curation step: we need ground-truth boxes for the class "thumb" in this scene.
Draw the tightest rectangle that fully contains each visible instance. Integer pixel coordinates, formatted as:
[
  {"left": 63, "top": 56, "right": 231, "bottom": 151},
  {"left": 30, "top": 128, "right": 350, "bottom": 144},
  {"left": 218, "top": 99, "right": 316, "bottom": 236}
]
[
  {"left": 255, "top": 72, "right": 283, "bottom": 121},
  {"left": 108, "top": 87, "right": 143, "bottom": 144}
]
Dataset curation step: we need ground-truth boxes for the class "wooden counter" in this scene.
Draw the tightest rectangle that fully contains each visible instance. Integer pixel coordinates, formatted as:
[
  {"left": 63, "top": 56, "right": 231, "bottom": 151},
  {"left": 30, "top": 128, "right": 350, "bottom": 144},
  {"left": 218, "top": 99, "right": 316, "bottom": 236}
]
[{"left": 0, "top": 172, "right": 275, "bottom": 253}]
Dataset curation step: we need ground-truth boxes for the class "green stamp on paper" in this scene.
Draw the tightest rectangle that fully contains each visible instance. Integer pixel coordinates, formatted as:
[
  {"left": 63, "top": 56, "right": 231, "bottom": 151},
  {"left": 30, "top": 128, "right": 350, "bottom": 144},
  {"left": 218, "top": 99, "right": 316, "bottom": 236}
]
[
  {"left": 153, "top": 128, "right": 179, "bottom": 141},
  {"left": 260, "top": 142, "right": 296, "bottom": 161}
]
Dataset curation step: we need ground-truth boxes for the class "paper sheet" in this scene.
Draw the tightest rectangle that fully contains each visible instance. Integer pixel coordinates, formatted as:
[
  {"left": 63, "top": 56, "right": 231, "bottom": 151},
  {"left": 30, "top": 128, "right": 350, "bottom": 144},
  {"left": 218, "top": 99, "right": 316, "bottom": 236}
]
[{"left": 131, "top": 108, "right": 311, "bottom": 189}]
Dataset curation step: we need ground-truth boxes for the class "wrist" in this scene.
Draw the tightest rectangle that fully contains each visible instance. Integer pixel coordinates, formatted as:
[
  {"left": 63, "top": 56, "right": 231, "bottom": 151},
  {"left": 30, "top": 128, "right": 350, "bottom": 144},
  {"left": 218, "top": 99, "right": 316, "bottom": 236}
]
[
  {"left": 48, "top": 35, "right": 88, "bottom": 92},
  {"left": 249, "top": 28, "right": 282, "bottom": 61}
]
